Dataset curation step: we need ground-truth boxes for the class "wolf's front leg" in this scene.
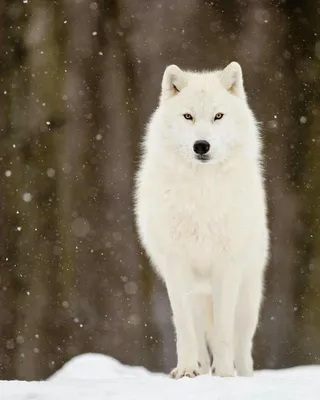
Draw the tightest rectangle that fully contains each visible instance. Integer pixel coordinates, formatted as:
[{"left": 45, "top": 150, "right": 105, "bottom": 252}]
[
  {"left": 211, "top": 266, "right": 241, "bottom": 377},
  {"left": 164, "top": 267, "right": 201, "bottom": 379},
  {"left": 234, "top": 271, "right": 263, "bottom": 376}
]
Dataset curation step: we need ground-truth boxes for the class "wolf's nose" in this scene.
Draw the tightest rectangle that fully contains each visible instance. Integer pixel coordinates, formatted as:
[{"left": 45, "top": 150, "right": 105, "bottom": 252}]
[{"left": 193, "top": 140, "right": 210, "bottom": 155}]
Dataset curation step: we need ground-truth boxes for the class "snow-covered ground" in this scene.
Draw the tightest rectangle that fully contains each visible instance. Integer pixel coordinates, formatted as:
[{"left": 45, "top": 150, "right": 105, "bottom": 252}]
[{"left": 1, "top": 353, "right": 319, "bottom": 400}]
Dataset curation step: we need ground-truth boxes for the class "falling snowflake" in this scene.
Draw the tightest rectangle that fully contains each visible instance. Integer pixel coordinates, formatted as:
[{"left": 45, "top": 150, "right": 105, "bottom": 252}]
[
  {"left": 23, "top": 193, "right": 32, "bottom": 202},
  {"left": 47, "top": 168, "right": 56, "bottom": 178},
  {"left": 71, "top": 217, "right": 91, "bottom": 238},
  {"left": 300, "top": 116, "right": 307, "bottom": 124}
]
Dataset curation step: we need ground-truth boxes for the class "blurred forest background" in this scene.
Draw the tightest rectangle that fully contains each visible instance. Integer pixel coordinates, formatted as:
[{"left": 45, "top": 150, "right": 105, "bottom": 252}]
[{"left": 0, "top": 0, "right": 320, "bottom": 380}]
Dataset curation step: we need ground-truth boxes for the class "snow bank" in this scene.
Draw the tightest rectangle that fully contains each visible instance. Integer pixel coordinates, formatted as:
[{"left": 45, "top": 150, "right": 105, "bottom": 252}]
[{"left": 1, "top": 353, "right": 319, "bottom": 400}]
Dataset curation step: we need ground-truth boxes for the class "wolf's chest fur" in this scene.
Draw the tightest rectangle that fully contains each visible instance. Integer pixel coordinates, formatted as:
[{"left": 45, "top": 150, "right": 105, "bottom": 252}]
[{"left": 139, "top": 166, "right": 253, "bottom": 269}]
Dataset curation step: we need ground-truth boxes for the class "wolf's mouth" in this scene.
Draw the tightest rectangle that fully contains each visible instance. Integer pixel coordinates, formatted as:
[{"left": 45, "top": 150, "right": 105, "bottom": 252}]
[{"left": 195, "top": 155, "right": 211, "bottom": 163}]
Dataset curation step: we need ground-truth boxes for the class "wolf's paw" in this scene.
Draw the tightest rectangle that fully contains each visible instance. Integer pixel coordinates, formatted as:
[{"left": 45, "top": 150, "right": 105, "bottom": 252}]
[
  {"left": 212, "top": 360, "right": 235, "bottom": 377},
  {"left": 234, "top": 356, "right": 254, "bottom": 377},
  {"left": 170, "top": 362, "right": 201, "bottom": 379}
]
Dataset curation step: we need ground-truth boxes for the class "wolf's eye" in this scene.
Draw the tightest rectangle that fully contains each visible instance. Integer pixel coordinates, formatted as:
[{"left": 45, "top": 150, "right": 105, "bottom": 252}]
[
  {"left": 183, "top": 113, "right": 193, "bottom": 121},
  {"left": 214, "top": 113, "right": 224, "bottom": 121}
]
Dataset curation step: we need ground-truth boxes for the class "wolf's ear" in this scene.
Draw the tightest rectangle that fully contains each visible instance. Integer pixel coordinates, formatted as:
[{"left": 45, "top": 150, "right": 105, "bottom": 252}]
[
  {"left": 161, "top": 65, "right": 187, "bottom": 101},
  {"left": 220, "top": 62, "right": 246, "bottom": 99}
]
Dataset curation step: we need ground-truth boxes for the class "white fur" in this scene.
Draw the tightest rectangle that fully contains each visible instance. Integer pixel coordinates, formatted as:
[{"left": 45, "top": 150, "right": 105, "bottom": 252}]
[{"left": 134, "top": 62, "right": 269, "bottom": 378}]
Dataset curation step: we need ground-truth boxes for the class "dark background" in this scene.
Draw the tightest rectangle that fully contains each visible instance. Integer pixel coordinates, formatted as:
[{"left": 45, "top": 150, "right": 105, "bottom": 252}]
[{"left": 0, "top": 0, "right": 320, "bottom": 380}]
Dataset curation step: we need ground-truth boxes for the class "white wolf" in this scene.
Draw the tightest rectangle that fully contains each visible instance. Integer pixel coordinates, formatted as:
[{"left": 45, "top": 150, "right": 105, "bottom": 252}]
[{"left": 134, "top": 62, "right": 269, "bottom": 378}]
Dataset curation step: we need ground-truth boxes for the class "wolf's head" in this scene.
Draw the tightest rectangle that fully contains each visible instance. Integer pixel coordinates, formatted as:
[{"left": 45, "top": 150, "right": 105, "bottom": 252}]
[{"left": 149, "top": 62, "right": 260, "bottom": 166}]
